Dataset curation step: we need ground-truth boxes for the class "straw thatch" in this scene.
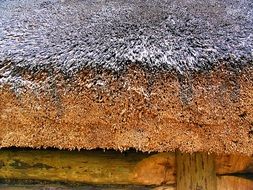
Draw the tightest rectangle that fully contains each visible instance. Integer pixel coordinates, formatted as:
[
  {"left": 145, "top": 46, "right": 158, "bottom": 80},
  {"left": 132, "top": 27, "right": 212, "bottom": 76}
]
[{"left": 0, "top": 0, "right": 253, "bottom": 154}]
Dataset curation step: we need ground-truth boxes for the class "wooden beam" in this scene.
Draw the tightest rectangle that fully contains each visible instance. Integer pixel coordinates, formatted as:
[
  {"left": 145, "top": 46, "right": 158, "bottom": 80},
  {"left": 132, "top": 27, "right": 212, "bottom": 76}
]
[
  {"left": 0, "top": 150, "right": 175, "bottom": 186},
  {"left": 217, "top": 176, "right": 253, "bottom": 190},
  {"left": 149, "top": 177, "right": 253, "bottom": 190},
  {"left": 216, "top": 155, "right": 253, "bottom": 174},
  {"left": 0, "top": 149, "right": 252, "bottom": 189},
  {"left": 176, "top": 152, "right": 217, "bottom": 190}
]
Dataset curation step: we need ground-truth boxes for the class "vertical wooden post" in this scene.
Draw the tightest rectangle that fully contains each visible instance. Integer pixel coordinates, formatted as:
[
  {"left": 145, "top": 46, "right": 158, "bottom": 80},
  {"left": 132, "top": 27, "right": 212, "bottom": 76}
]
[{"left": 176, "top": 151, "right": 217, "bottom": 190}]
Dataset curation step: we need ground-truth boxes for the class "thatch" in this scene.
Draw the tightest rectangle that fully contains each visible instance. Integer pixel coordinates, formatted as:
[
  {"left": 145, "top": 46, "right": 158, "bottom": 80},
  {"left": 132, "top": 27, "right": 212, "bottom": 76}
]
[{"left": 0, "top": 0, "right": 253, "bottom": 154}]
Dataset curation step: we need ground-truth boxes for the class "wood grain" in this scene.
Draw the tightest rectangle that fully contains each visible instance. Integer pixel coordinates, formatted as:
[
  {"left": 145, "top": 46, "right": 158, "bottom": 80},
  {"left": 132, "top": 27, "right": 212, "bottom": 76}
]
[
  {"left": 0, "top": 150, "right": 252, "bottom": 188},
  {"left": 0, "top": 150, "right": 175, "bottom": 185},
  {"left": 217, "top": 176, "right": 253, "bottom": 190},
  {"left": 176, "top": 152, "right": 217, "bottom": 190},
  {"left": 216, "top": 155, "right": 253, "bottom": 174}
]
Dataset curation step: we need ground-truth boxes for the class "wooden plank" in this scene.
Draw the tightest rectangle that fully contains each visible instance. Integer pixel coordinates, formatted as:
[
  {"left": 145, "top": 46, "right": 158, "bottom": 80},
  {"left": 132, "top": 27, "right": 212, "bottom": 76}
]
[
  {"left": 0, "top": 149, "right": 252, "bottom": 188},
  {"left": 176, "top": 152, "right": 217, "bottom": 190},
  {"left": 132, "top": 153, "right": 175, "bottom": 185},
  {"left": 0, "top": 184, "right": 175, "bottom": 190},
  {"left": 0, "top": 177, "right": 253, "bottom": 190},
  {"left": 0, "top": 150, "right": 175, "bottom": 186},
  {"left": 0, "top": 184, "right": 161, "bottom": 190},
  {"left": 149, "top": 177, "right": 253, "bottom": 190},
  {"left": 217, "top": 176, "right": 253, "bottom": 190},
  {"left": 153, "top": 186, "right": 176, "bottom": 190},
  {"left": 216, "top": 155, "right": 253, "bottom": 174}
]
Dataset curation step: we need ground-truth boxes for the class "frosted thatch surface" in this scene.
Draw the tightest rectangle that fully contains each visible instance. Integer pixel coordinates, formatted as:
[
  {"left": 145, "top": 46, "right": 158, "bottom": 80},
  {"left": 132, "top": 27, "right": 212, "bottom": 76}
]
[{"left": 0, "top": 0, "right": 252, "bottom": 87}]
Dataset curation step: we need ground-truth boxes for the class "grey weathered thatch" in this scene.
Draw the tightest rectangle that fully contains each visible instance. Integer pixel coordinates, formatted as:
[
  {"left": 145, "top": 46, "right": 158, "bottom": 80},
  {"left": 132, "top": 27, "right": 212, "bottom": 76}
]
[{"left": 0, "top": 0, "right": 253, "bottom": 154}]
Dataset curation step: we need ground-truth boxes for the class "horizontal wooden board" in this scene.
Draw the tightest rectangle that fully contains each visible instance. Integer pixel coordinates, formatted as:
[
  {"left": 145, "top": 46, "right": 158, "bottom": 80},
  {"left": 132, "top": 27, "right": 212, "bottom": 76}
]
[
  {"left": 0, "top": 177, "right": 252, "bottom": 190},
  {"left": 0, "top": 149, "right": 252, "bottom": 187},
  {"left": 217, "top": 176, "right": 253, "bottom": 190},
  {"left": 0, "top": 150, "right": 175, "bottom": 185}
]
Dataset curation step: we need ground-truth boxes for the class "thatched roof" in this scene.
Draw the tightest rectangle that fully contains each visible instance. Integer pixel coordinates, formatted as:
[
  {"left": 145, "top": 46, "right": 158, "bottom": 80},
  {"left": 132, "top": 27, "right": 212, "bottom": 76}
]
[{"left": 0, "top": 0, "right": 253, "bottom": 154}]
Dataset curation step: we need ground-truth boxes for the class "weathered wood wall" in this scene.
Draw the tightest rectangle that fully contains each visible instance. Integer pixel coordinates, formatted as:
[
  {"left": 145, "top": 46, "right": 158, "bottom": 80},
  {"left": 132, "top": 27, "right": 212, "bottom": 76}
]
[{"left": 0, "top": 150, "right": 252, "bottom": 189}]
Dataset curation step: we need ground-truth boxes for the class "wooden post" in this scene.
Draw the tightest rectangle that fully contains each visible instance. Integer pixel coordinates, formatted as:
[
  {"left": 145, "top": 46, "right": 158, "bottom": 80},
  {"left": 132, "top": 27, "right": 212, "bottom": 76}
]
[{"left": 176, "top": 151, "right": 217, "bottom": 190}]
